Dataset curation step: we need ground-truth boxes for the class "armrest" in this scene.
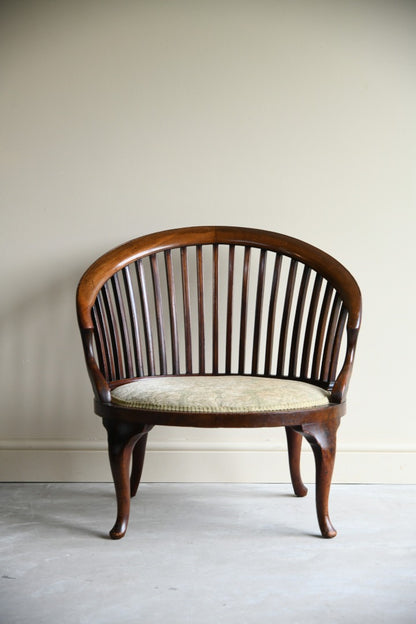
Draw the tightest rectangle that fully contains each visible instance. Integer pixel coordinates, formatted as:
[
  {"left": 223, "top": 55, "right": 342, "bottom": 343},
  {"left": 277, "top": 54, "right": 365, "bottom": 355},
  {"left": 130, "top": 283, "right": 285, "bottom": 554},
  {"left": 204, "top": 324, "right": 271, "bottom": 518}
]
[
  {"left": 81, "top": 328, "right": 111, "bottom": 404},
  {"left": 330, "top": 327, "right": 359, "bottom": 404}
]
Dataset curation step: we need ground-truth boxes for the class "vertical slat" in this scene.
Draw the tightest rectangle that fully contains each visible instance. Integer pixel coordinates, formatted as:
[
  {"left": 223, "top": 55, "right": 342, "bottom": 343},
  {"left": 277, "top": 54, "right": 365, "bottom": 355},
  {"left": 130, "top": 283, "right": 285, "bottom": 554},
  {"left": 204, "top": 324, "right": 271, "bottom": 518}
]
[
  {"left": 181, "top": 247, "right": 192, "bottom": 374},
  {"left": 135, "top": 258, "right": 155, "bottom": 376},
  {"left": 300, "top": 273, "right": 323, "bottom": 379},
  {"left": 225, "top": 245, "right": 235, "bottom": 374},
  {"left": 212, "top": 244, "right": 219, "bottom": 374},
  {"left": 251, "top": 249, "right": 267, "bottom": 374},
  {"left": 238, "top": 246, "right": 251, "bottom": 374},
  {"left": 311, "top": 282, "right": 334, "bottom": 380},
  {"left": 276, "top": 259, "right": 298, "bottom": 376},
  {"left": 164, "top": 250, "right": 180, "bottom": 374},
  {"left": 264, "top": 253, "right": 282, "bottom": 376},
  {"left": 101, "top": 282, "right": 122, "bottom": 379},
  {"left": 91, "top": 304, "right": 109, "bottom": 380},
  {"left": 328, "top": 305, "right": 348, "bottom": 383},
  {"left": 111, "top": 273, "right": 134, "bottom": 378},
  {"left": 288, "top": 265, "right": 311, "bottom": 377},
  {"left": 150, "top": 254, "right": 167, "bottom": 375},
  {"left": 196, "top": 245, "right": 206, "bottom": 374},
  {"left": 321, "top": 294, "right": 343, "bottom": 382},
  {"left": 95, "top": 293, "right": 114, "bottom": 380},
  {"left": 122, "top": 265, "right": 144, "bottom": 377}
]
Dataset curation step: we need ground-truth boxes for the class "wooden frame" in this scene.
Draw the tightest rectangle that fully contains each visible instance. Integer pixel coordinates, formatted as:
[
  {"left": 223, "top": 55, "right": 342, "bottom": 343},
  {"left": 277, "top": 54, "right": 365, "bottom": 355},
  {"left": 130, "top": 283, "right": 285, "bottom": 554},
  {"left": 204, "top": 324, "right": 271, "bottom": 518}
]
[{"left": 77, "top": 226, "right": 361, "bottom": 539}]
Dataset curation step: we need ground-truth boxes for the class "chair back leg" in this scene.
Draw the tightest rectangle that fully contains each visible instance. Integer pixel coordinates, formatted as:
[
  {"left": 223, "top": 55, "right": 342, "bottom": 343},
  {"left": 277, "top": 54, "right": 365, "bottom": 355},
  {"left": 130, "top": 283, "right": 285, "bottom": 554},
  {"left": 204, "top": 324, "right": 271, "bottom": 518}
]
[
  {"left": 285, "top": 426, "right": 308, "bottom": 497},
  {"left": 130, "top": 433, "right": 149, "bottom": 498}
]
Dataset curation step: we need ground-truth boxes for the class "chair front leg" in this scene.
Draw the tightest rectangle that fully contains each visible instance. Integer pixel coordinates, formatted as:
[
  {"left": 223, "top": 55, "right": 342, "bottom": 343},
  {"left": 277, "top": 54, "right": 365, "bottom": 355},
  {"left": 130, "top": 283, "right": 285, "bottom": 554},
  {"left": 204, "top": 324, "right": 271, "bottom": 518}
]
[
  {"left": 298, "top": 415, "right": 340, "bottom": 539},
  {"left": 285, "top": 426, "right": 308, "bottom": 497},
  {"left": 103, "top": 418, "right": 151, "bottom": 540}
]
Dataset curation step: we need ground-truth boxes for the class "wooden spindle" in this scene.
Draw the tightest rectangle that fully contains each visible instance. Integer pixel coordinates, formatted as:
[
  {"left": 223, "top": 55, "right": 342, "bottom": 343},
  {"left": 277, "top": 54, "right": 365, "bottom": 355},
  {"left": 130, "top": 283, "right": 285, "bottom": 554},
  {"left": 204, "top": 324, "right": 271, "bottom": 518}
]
[
  {"left": 122, "top": 265, "right": 144, "bottom": 378},
  {"left": 150, "top": 254, "right": 167, "bottom": 375},
  {"left": 101, "top": 282, "right": 122, "bottom": 380},
  {"left": 311, "top": 282, "right": 333, "bottom": 381},
  {"left": 225, "top": 245, "right": 235, "bottom": 374},
  {"left": 300, "top": 273, "right": 323, "bottom": 379},
  {"left": 289, "top": 265, "right": 311, "bottom": 377},
  {"left": 164, "top": 250, "right": 180, "bottom": 374},
  {"left": 264, "top": 253, "right": 282, "bottom": 376},
  {"left": 238, "top": 246, "right": 251, "bottom": 374},
  {"left": 91, "top": 304, "right": 109, "bottom": 380},
  {"left": 111, "top": 273, "right": 134, "bottom": 379},
  {"left": 321, "top": 294, "right": 342, "bottom": 383},
  {"left": 135, "top": 258, "right": 155, "bottom": 376},
  {"left": 276, "top": 259, "right": 298, "bottom": 376},
  {"left": 328, "top": 305, "right": 348, "bottom": 383},
  {"left": 251, "top": 249, "right": 266, "bottom": 374},
  {"left": 212, "top": 244, "right": 219, "bottom": 374},
  {"left": 181, "top": 247, "right": 192, "bottom": 374},
  {"left": 196, "top": 245, "right": 206, "bottom": 374}
]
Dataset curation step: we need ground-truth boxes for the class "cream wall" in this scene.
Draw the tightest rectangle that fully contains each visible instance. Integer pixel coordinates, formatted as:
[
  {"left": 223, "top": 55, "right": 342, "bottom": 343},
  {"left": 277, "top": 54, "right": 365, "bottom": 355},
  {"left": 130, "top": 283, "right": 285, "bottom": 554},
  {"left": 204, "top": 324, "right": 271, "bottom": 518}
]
[{"left": 1, "top": 0, "right": 415, "bottom": 483}]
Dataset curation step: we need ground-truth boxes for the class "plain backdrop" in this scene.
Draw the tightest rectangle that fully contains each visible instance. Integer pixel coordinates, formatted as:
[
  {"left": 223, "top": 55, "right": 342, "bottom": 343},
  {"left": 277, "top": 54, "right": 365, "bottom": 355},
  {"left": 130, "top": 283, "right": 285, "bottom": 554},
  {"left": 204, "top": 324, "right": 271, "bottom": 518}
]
[{"left": 1, "top": 0, "right": 415, "bottom": 482}]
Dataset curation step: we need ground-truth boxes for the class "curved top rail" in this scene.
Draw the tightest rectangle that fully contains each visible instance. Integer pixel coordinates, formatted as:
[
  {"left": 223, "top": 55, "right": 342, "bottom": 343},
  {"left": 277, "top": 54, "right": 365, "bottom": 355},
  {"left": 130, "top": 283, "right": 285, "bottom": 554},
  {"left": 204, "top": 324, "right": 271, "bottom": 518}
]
[{"left": 77, "top": 226, "right": 361, "bottom": 331}]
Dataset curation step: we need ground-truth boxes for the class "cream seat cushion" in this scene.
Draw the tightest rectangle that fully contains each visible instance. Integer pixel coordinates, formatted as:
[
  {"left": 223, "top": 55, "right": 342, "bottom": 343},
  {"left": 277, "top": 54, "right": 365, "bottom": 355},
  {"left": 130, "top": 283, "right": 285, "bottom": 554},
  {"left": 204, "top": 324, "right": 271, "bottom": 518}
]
[{"left": 111, "top": 376, "right": 329, "bottom": 413}]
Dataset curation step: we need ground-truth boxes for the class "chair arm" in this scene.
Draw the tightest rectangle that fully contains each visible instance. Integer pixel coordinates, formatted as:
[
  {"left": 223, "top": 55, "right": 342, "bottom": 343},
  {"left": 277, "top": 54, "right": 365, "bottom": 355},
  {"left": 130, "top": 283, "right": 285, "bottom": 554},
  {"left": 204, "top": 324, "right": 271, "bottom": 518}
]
[
  {"left": 330, "top": 327, "right": 359, "bottom": 404},
  {"left": 81, "top": 329, "right": 111, "bottom": 404}
]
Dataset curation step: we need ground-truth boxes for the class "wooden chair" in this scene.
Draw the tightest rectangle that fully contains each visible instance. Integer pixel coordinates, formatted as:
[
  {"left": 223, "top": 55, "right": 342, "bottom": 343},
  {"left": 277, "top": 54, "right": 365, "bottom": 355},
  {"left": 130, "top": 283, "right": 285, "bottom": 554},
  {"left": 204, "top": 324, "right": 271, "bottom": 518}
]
[{"left": 76, "top": 226, "right": 361, "bottom": 539}]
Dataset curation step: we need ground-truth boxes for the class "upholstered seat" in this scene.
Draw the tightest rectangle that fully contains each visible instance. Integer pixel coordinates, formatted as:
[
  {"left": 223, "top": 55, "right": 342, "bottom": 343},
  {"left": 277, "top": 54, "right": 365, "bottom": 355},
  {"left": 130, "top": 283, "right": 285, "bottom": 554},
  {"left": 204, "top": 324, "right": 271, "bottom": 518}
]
[{"left": 111, "top": 376, "right": 329, "bottom": 413}]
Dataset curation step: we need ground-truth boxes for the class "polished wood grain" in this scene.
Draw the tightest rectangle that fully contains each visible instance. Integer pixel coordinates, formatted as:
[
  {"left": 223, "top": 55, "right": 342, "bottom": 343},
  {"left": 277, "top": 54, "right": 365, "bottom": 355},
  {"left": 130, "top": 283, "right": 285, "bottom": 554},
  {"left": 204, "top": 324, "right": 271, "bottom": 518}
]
[
  {"left": 285, "top": 427, "right": 308, "bottom": 498},
  {"left": 225, "top": 244, "right": 235, "bottom": 374},
  {"left": 150, "top": 254, "right": 167, "bottom": 375},
  {"left": 77, "top": 226, "right": 361, "bottom": 539},
  {"left": 264, "top": 253, "right": 282, "bottom": 375},
  {"left": 252, "top": 248, "right": 266, "bottom": 374},
  {"left": 164, "top": 250, "right": 180, "bottom": 375}
]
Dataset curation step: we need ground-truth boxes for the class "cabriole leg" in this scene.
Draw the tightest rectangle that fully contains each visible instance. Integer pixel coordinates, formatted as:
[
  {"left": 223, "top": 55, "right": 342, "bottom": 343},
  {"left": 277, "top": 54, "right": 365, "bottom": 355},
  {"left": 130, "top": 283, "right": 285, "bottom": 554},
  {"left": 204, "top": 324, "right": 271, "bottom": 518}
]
[
  {"left": 285, "top": 426, "right": 308, "bottom": 497},
  {"left": 103, "top": 418, "right": 151, "bottom": 540},
  {"left": 298, "top": 416, "right": 340, "bottom": 539},
  {"left": 130, "top": 433, "right": 149, "bottom": 498}
]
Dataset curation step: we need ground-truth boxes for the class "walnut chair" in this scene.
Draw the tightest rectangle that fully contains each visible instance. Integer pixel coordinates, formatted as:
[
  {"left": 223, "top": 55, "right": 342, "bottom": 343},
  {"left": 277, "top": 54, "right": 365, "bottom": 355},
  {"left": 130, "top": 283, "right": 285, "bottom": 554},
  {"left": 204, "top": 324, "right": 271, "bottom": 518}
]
[{"left": 76, "top": 226, "right": 361, "bottom": 539}]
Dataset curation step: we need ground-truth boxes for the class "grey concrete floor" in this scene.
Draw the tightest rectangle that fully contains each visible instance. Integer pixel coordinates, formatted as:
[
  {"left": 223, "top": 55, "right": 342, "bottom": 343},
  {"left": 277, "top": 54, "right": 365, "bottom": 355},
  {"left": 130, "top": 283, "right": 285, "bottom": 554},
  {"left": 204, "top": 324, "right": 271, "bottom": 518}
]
[{"left": 0, "top": 484, "right": 415, "bottom": 624}]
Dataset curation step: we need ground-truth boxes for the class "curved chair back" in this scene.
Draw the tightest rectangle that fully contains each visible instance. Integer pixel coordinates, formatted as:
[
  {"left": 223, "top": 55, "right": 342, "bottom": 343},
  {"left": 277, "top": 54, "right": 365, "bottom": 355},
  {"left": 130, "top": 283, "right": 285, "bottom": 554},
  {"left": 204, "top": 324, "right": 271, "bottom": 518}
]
[{"left": 77, "top": 226, "right": 361, "bottom": 399}]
